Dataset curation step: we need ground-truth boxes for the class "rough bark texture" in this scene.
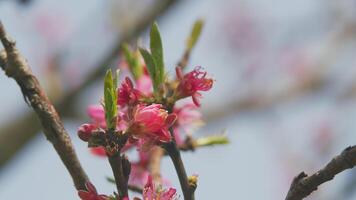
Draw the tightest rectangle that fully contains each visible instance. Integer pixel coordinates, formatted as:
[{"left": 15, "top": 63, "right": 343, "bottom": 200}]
[
  {"left": 285, "top": 145, "right": 356, "bottom": 200},
  {"left": 0, "top": 21, "right": 88, "bottom": 190}
]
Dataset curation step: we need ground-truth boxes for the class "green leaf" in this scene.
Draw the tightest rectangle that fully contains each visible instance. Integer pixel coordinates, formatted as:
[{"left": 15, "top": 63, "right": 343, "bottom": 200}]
[
  {"left": 187, "top": 19, "right": 204, "bottom": 50},
  {"left": 195, "top": 135, "right": 229, "bottom": 147},
  {"left": 139, "top": 48, "right": 158, "bottom": 91},
  {"left": 150, "top": 22, "right": 165, "bottom": 86},
  {"left": 104, "top": 70, "right": 118, "bottom": 130},
  {"left": 121, "top": 44, "right": 142, "bottom": 80}
]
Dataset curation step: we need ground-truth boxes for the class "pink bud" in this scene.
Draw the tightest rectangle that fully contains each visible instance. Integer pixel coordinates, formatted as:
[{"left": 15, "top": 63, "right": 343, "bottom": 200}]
[
  {"left": 77, "top": 124, "right": 97, "bottom": 142},
  {"left": 118, "top": 77, "right": 142, "bottom": 107}
]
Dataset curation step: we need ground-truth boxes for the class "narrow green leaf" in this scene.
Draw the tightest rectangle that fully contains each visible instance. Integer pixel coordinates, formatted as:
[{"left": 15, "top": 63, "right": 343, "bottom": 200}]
[
  {"left": 103, "top": 70, "right": 118, "bottom": 129},
  {"left": 195, "top": 135, "right": 229, "bottom": 147},
  {"left": 150, "top": 22, "right": 165, "bottom": 86},
  {"left": 187, "top": 19, "right": 204, "bottom": 50},
  {"left": 121, "top": 44, "right": 142, "bottom": 80},
  {"left": 139, "top": 48, "right": 158, "bottom": 91}
]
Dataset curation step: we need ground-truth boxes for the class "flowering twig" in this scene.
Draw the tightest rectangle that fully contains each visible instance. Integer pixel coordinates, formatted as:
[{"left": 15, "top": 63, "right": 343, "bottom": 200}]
[
  {"left": 0, "top": 0, "right": 180, "bottom": 169},
  {"left": 0, "top": 21, "right": 89, "bottom": 190},
  {"left": 285, "top": 145, "right": 356, "bottom": 200}
]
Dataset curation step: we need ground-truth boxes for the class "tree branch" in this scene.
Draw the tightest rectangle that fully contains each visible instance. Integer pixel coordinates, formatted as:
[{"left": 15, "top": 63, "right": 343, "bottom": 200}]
[
  {"left": 108, "top": 153, "right": 130, "bottom": 198},
  {"left": 0, "top": 21, "right": 89, "bottom": 190},
  {"left": 163, "top": 140, "right": 195, "bottom": 200},
  {"left": 285, "top": 145, "right": 356, "bottom": 200}
]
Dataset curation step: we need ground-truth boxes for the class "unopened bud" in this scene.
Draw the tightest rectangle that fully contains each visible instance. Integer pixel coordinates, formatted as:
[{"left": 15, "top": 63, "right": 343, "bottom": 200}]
[{"left": 77, "top": 124, "right": 97, "bottom": 142}]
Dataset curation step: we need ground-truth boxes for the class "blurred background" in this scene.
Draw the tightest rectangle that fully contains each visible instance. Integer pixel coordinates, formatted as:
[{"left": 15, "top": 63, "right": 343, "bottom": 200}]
[{"left": 1, "top": 0, "right": 356, "bottom": 199}]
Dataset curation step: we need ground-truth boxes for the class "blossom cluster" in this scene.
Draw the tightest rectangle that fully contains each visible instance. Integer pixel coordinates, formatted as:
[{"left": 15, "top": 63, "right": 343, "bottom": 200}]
[{"left": 77, "top": 22, "right": 213, "bottom": 200}]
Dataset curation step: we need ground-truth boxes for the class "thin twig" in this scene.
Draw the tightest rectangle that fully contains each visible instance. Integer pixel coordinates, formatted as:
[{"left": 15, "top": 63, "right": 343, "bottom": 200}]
[
  {"left": 0, "top": 21, "right": 88, "bottom": 190},
  {"left": 107, "top": 176, "right": 143, "bottom": 194},
  {"left": 285, "top": 145, "right": 356, "bottom": 200},
  {"left": 163, "top": 140, "right": 195, "bottom": 200},
  {"left": 108, "top": 153, "right": 130, "bottom": 198},
  {"left": 177, "top": 50, "right": 190, "bottom": 69}
]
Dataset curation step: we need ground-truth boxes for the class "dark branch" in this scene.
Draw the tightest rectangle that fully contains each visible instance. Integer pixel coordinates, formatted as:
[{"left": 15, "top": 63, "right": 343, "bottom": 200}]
[
  {"left": 285, "top": 145, "right": 356, "bottom": 200},
  {"left": 163, "top": 141, "right": 195, "bottom": 200},
  {"left": 0, "top": 21, "right": 89, "bottom": 190},
  {"left": 108, "top": 153, "right": 130, "bottom": 198}
]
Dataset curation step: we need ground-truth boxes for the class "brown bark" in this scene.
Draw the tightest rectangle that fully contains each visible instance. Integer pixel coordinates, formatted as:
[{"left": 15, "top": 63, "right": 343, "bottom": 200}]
[
  {"left": 285, "top": 146, "right": 356, "bottom": 200},
  {"left": 0, "top": 22, "right": 88, "bottom": 190}
]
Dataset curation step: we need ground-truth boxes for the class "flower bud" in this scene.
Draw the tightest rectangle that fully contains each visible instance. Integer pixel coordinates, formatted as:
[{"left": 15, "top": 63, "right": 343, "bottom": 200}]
[{"left": 77, "top": 124, "right": 97, "bottom": 142}]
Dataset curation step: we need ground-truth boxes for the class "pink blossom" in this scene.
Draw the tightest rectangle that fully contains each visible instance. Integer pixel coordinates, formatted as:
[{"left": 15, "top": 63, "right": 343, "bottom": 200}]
[
  {"left": 174, "top": 103, "right": 202, "bottom": 127},
  {"left": 142, "top": 176, "right": 177, "bottom": 200},
  {"left": 129, "top": 104, "right": 176, "bottom": 143},
  {"left": 87, "top": 105, "right": 127, "bottom": 130},
  {"left": 173, "top": 103, "right": 202, "bottom": 144},
  {"left": 87, "top": 105, "right": 106, "bottom": 129},
  {"left": 118, "top": 77, "right": 143, "bottom": 107},
  {"left": 176, "top": 66, "right": 213, "bottom": 106},
  {"left": 136, "top": 74, "right": 153, "bottom": 96},
  {"left": 129, "top": 151, "right": 150, "bottom": 187},
  {"left": 78, "top": 182, "right": 109, "bottom": 200}
]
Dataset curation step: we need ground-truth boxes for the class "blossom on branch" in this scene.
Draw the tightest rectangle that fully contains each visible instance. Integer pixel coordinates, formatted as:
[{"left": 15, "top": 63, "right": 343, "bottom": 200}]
[
  {"left": 172, "top": 103, "right": 202, "bottom": 144},
  {"left": 128, "top": 104, "right": 177, "bottom": 143},
  {"left": 141, "top": 176, "right": 177, "bottom": 200},
  {"left": 175, "top": 66, "right": 213, "bottom": 106},
  {"left": 118, "top": 77, "right": 143, "bottom": 107},
  {"left": 78, "top": 123, "right": 98, "bottom": 142}
]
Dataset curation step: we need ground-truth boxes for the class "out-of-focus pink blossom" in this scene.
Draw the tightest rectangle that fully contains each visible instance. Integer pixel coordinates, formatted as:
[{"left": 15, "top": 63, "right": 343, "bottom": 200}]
[
  {"left": 176, "top": 67, "right": 213, "bottom": 107},
  {"left": 87, "top": 105, "right": 127, "bottom": 130},
  {"left": 78, "top": 123, "right": 98, "bottom": 142},
  {"left": 118, "top": 77, "right": 143, "bottom": 107},
  {"left": 174, "top": 103, "right": 202, "bottom": 127},
  {"left": 129, "top": 151, "right": 150, "bottom": 187},
  {"left": 136, "top": 74, "right": 153, "bottom": 96},
  {"left": 173, "top": 103, "right": 202, "bottom": 144},
  {"left": 129, "top": 104, "right": 176, "bottom": 143},
  {"left": 78, "top": 182, "right": 109, "bottom": 200},
  {"left": 142, "top": 176, "right": 177, "bottom": 200},
  {"left": 88, "top": 105, "right": 106, "bottom": 128}
]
